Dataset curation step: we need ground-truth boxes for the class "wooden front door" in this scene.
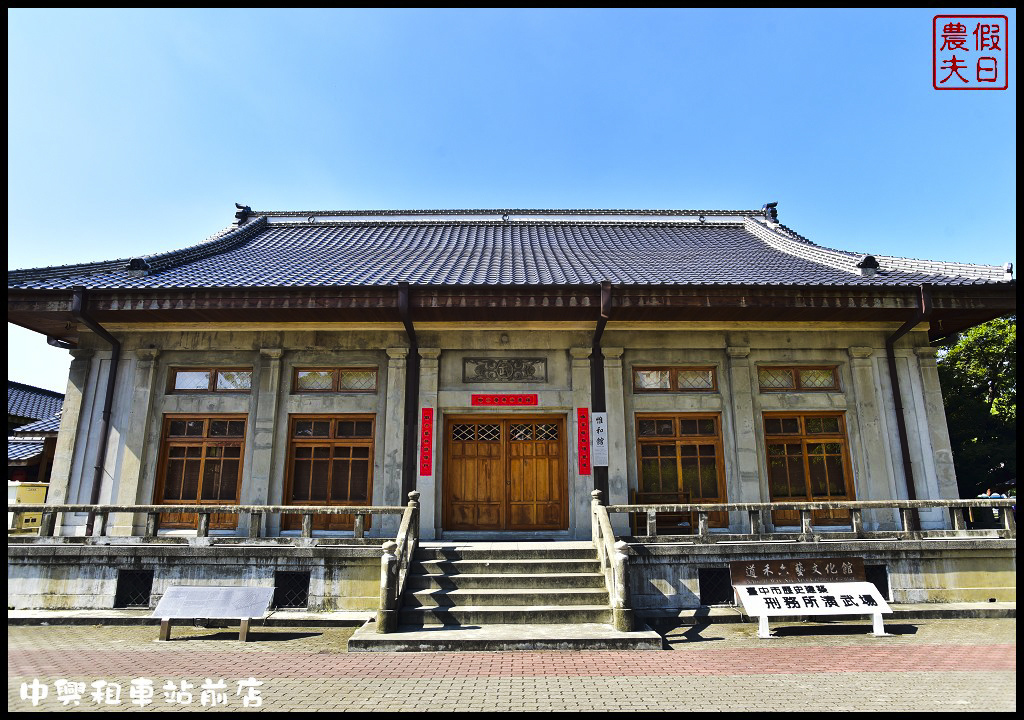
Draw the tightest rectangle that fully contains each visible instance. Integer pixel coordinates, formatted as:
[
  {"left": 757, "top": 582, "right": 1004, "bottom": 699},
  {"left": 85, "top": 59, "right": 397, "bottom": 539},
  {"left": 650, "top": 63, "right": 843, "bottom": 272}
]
[{"left": 444, "top": 416, "right": 567, "bottom": 531}]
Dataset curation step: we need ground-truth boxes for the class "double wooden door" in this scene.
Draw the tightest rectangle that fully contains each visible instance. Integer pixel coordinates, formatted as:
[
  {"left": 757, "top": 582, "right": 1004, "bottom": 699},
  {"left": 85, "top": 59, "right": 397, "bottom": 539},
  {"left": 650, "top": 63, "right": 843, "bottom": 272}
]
[{"left": 443, "top": 415, "right": 567, "bottom": 531}]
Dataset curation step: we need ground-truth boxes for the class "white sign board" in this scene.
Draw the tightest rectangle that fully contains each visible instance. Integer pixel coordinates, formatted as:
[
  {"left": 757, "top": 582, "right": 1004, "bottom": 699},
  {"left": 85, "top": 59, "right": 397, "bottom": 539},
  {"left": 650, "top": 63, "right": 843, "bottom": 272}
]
[
  {"left": 590, "top": 412, "right": 609, "bottom": 467},
  {"left": 735, "top": 581, "right": 891, "bottom": 638}
]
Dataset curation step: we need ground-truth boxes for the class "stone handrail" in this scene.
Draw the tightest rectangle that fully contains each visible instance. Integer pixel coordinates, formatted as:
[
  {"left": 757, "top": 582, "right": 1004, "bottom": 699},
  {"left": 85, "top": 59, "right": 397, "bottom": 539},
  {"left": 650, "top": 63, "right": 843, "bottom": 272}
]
[
  {"left": 376, "top": 491, "right": 421, "bottom": 633},
  {"left": 7, "top": 502, "right": 408, "bottom": 540},
  {"left": 591, "top": 490, "right": 634, "bottom": 632},
  {"left": 605, "top": 498, "right": 1016, "bottom": 541}
]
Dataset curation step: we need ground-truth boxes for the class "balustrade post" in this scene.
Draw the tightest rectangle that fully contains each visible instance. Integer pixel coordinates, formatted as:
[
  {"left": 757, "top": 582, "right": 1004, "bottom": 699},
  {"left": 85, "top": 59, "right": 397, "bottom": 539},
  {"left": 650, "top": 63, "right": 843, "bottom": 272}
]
[
  {"left": 899, "top": 508, "right": 914, "bottom": 535},
  {"left": 145, "top": 512, "right": 159, "bottom": 540},
  {"left": 697, "top": 511, "right": 710, "bottom": 541},
  {"left": 91, "top": 511, "right": 110, "bottom": 538},
  {"left": 646, "top": 509, "right": 657, "bottom": 538},
  {"left": 40, "top": 511, "right": 57, "bottom": 537},
  {"left": 799, "top": 509, "right": 813, "bottom": 538},
  {"left": 949, "top": 507, "right": 966, "bottom": 533},
  {"left": 377, "top": 540, "right": 399, "bottom": 633},
  {"left": 611, "top": 540, "right": 634, "bottom": 632},
  {"left": 590, "top": 490, "right": 602, "bottom": 545},
  {"left": 247, "top": 511, "right": 262, "bottom": 539},
  {"left": 301, "top": 513, "right": 313, "bottom": 539},
  {"left": 747, "top": 509, "right": 761, "bottom": 536},
  {"left": 354, "top": 514, "right": 365, "bottom": 539},
  {"left": 1001, "top": 506, "right": 1016, "bottom": 538},
  {"left": 408, "top": 490, "right": 421, "bottom": 547},
  {"left": 850, "top": 509, "right": 863, "bottom": 537},
  {"left": 197, "top": 512, "right": 210, "bottom": 538}
]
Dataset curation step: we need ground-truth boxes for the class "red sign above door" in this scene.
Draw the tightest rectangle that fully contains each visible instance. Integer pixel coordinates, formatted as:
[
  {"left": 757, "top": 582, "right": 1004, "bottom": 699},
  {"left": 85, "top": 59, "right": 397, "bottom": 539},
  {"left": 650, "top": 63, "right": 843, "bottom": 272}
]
[{"left": 471, "top": 394, "right": 539, "bottom": 406}]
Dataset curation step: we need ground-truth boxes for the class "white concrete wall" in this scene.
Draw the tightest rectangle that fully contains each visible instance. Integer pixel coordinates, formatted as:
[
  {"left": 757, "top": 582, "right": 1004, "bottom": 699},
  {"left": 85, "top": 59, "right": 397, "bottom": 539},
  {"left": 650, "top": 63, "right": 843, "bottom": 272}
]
[{"left": 50, "top": 323, "right": 954, "bottom": 539}]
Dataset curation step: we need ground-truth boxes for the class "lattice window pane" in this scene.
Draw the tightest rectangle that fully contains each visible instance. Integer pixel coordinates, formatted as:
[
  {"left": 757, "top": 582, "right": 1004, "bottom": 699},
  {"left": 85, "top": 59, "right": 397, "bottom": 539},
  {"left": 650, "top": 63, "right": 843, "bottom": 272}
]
[
  {"left": 339, "top": 370, "right": 377, "bottom": 391},
  {"left": 536, "top": 423, "right": 559, "bottom": 440},
  {"left": 758, "top": 367, "right": 795, "bottom": 390},
  {"left": 452, "top": 424, "right": 476, "bottom": 441},
  {"left": 510, "top": 424, "right": 533, "bottom": 441},
  {"left": 677, "top": 369, "right": 714, "bottom": 390},
  {"left": 174, "top": 371, "right": 211, "bottom": 391},
  {"left": 798, "top": 368, "right": 837, "bottom": 389},
  {"left": 477, "top": 424, "right": 501, "bottom": 441},
  {"left": 297, "top": 370, "right": 334, "bottom": 391},
  {"left": 216, "top": 370, "right": 252, "bottom": 391},
  {"left": 634, "top": 370, "right": 670, "bottom": 390}
]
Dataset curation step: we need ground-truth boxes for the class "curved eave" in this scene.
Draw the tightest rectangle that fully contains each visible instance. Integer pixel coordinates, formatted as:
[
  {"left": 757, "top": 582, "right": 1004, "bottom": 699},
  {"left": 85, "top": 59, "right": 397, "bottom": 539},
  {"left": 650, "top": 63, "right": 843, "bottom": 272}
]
[{"left": 8, "top": 282, "right": 1015, "bottom": 346}]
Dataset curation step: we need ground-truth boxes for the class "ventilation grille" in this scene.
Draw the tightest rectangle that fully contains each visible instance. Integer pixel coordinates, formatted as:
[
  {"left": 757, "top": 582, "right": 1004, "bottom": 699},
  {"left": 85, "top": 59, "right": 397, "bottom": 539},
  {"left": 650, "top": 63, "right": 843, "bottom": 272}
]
[
  {"left": 113, "top": 569, "right": 154, "bottom": 608},
  {"left": 274, "top": 571, "right": 311, "bottom": 609}
]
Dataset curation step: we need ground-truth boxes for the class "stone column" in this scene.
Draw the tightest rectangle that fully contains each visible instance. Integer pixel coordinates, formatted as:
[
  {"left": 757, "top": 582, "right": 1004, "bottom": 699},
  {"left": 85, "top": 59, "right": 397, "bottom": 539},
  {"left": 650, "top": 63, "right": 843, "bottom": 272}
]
[
  {"left": 48, "top": 349, "right": 93, "bottom": 519},
  {"left": 570, "top": 347, "right": 593, "bottom": 538},
  {"left": 246, "top": 348, "right": 282, "bottom": 536},
  {"left": 602, "top": 347, "right": 630, "bottom": 535},
  {"left": 417, "top": 348, "right": 442, "bottom": 540},
  {"left": 915, "top": 346, "right": 958, "bottom": 524},
  {"left": 726, "top": 347, "right": 760, "bottom": 531},
  {"left": 848, "top": 347, "right": 899, "bottom": 530},
  {"left": 109, "top": 348, "right": 160, "bottom": 536},
  {"left": 380, "top": 348, "right": 409, "bottom": 534}
]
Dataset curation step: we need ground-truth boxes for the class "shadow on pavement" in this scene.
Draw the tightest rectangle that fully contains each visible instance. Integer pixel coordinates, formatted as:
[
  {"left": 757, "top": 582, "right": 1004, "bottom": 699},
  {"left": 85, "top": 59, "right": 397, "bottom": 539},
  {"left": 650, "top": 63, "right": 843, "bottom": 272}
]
[{"left": 771, "top": 623, "right": 919, "bottom": 637}]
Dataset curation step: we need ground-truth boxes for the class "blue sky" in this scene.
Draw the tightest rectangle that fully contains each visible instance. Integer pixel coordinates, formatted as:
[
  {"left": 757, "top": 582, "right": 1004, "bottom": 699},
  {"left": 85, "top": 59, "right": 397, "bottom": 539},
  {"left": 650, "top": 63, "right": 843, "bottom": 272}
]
[{"left": 7, "top": 9, "right": 1017, "bottom": 392}]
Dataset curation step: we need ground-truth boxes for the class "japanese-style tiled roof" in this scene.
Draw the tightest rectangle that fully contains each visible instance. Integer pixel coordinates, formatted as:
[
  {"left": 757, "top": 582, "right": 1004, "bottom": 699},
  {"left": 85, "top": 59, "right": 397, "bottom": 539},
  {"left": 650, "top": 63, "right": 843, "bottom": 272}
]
[
  {"left": 7, "top": 209, "right": 1013, "bottom": 290},
  {"left": 8, "top": 382, "right": 64, "bottom": 422},
  {"left": 10, "top": 413, "right": 61, "bottom": 436},
  {"left": 8, "top": 439, "right": 44, "bottom": 462}
]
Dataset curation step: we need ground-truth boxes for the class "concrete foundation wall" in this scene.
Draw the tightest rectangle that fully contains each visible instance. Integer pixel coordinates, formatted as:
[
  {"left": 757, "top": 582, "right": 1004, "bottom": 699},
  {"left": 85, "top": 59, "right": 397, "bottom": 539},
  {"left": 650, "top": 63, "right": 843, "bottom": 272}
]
[
  {"left": 628, "top": 540, "right": 1017, "bottom": 609},
  {"left": 7, "top": 543, "right": 381, "bottom": 612}
]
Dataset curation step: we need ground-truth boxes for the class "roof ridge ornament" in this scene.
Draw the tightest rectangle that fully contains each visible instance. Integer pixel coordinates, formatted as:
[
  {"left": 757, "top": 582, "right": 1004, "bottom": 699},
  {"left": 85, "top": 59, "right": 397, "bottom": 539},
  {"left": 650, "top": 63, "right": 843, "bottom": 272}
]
[
  {"left": 856, "top": 255, "right": 881, "bottom": 277},
  {"left": 762, "top": 202, "right": 779, "bottom": 224},
  {"left": 234, "top": 203, "right": 252, "bottom": 226}
]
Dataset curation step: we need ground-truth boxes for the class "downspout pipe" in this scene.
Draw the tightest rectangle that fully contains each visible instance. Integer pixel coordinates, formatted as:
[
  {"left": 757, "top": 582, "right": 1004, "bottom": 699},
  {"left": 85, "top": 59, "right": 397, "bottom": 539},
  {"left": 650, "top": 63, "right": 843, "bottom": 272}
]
[
  {"left": 884, "top": 284, "right": 932, "bottom": 527},
  {"left": 71, "top": 286, "right": 121, "bottom": 535},
  {"left": 398, "top": 283, "right": 420, "bottom": 500},
  {"left": 590, "top": 281, "right": 612, "bottom": 498}
]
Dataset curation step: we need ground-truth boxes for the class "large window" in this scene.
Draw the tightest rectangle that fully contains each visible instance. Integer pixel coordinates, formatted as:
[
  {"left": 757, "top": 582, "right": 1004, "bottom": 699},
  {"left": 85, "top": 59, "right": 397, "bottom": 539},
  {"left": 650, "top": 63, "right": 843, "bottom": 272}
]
[
  {"left": 764, "top": 413, "right": 854, "bottom": 526},
  {"left": 283, "top": 415, "right": 375, "bottom": 532},
  {"left": 634, "top": 414, "right": 726, "bottom": 533},
  {"left": 154, "top": 415, "right": 247, "bottom": 530}
]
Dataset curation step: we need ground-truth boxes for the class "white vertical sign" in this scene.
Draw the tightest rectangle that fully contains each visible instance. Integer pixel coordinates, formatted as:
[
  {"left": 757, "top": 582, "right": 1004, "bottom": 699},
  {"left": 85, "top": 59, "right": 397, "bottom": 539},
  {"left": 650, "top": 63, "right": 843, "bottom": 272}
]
[{"left": 590, "top": 412, "right": 609, "bottom": 467}]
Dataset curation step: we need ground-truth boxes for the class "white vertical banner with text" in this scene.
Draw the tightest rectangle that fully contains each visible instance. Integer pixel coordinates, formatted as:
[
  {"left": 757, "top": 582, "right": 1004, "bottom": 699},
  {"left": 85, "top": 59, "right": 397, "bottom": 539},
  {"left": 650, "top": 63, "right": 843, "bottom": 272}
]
[{"left": 590, "top": 412, "right": 609, "bottom": 467}]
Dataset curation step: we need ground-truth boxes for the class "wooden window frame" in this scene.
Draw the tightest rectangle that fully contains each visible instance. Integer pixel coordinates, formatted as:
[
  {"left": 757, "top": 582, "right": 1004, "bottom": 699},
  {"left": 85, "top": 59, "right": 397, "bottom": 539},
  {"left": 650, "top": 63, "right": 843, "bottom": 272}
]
[
  {"left": 283, "top": 414, "right": 376, "bottom": 531},
  {"left": 167, "top": 367, "right": 253, "bottom": 394},
  {"left": 153, "top": 414, "right": 248, "bottom": 530},
  {"left": 633, "top": 412, "right": 728, "bottom": 531},
  {"left": 763, "top": 411, "right": 855, "bottom": 525},
  {"left": 292, "top": 367, "right": 379, "bottom": 394},
  {"left": 757, "top": 365, "right": 840, "bottom": 392},
  {"left": 632, "top": 366, "right": 718, "bottom": 393}
]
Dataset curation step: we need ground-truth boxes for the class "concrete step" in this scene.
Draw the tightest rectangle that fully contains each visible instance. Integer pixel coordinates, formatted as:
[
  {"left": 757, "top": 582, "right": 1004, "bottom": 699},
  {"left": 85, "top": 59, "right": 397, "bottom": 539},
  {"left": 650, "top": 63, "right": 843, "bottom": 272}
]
[
  {"left": 405, "top": 587, "right": 610, "bottom": 608},
  {"left": 407, "top": 572, "right": 607, "bottom": 590},
  {"left": 415, "top": 546, "right": 598, "bottom": 561},
  {"left": 399, "top": 605, "right": 614, "bottom": 626},
  {"left": 347, "top": 620, "right": 664, "bottom": 652},
  {"left": 413, "top": 558, "right": 602, "bottom": 575}
]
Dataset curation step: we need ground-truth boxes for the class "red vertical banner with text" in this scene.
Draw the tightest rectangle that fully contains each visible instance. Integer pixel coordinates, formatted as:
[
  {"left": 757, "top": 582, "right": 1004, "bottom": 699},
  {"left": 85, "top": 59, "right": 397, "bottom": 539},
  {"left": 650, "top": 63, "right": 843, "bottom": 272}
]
[
  {"left": 576, "top": 408, "right": 591, "bottom": 475},
  {"left": 419, "top": 408, "right": 434, "bottom": 476}
]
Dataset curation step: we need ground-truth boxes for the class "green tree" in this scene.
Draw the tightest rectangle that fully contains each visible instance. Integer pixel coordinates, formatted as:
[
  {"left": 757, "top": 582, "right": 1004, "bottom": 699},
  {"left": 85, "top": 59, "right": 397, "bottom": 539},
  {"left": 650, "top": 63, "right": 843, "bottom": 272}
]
[{"left": 936, "top": 315, "right": 1016, "bottom": 497}]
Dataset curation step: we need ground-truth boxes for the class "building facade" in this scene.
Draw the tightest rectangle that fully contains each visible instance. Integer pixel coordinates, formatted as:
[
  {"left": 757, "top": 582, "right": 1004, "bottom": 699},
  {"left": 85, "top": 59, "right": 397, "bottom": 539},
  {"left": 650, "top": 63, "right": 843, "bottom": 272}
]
[{"left": 8, "top": 207, "right": 1016, "bottom": 542}]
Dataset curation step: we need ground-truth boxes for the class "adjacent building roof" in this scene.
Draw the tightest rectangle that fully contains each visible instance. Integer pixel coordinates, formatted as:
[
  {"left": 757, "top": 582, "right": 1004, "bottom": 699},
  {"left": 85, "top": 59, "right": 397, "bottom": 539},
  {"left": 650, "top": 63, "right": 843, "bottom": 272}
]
[
  {"left": 10, "top": 413, "right": 62, "bottom": 436},
  {"left": 7, "top": 209, "right": 1013, "bottom": 290},
  {"left": 8, "top": 439, "right": 44, "bottom": 463},
  {"left": 8, "top": 382, "right": 64, "bottom": 423}
]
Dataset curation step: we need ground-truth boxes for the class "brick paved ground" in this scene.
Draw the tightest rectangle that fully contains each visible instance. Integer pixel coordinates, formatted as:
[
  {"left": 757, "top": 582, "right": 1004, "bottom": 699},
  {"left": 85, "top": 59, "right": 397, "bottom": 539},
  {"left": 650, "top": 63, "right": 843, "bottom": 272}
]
[{"left": 8, "top": 619, "right": 1016, "bottom": 712}]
